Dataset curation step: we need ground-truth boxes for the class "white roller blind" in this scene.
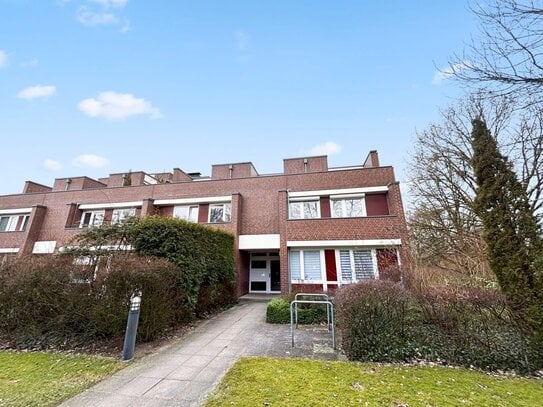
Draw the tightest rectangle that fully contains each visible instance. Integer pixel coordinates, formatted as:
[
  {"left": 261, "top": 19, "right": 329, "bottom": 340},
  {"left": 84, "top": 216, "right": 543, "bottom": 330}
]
[
  {"left": 353, "top": 250, "right": 374, "bottom": 280},
  {"left": 303, "top": 250, "right": 321, "bottom": 280},
  {"left": 339, "top": 250, "right": 352, "bottom": 281},
  {"left": 289, "top": 251, "right": 301, "bottom": 280}
]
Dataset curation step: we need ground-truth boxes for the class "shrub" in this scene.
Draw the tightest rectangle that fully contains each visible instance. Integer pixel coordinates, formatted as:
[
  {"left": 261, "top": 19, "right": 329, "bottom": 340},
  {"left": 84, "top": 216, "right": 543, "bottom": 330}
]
[
  {"left": 0, "top": 254, "right": 185, "bottom": 347},
  {"left": 336, "top": 280, "right": 416, "bottom": 362},
  {"left": 415, "top": 287, "right": 542, "bottom": 372},
  {"left": 266, "top": 296, "right": 329, "bottom": 324},
  {"left": 129, "top": 216, "right": 236, "bottom": 317},
  {"left": 335, "top": 281, "right": 543, "bottom": 373}
]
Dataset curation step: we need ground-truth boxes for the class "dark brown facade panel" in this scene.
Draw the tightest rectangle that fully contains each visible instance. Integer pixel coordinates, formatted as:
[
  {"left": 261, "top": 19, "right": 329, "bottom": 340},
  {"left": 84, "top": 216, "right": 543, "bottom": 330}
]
[{"left": 365, "top": 193, "right": 389, "bottom": 216}]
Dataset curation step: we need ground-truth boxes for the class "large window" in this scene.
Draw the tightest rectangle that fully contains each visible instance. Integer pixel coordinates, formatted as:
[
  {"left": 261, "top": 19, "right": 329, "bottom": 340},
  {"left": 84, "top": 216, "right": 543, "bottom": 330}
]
[
  {"left": 339, "top": 249, "right": 375, "bottom": 282},
  {"left": 0, "top": 214, "right": 29, "bottom": 232},
  {"left": 289, "top": 250, "right": 322, "bottom": 282},
  {"left": 173, "top": 205, "right": 199, "bottom": 223},
  {"left": 331, "top": 196, "right": 364, "bottom": 218},
  {"left": 111, "top": 208, "right": 136, "bottom": 224},
  {"left": 80, "top": 210, "right": 104, "bottom": 228},
  {"left": 209, "top": 203, "right": 231, "bottom": 223},
  {"left": 289, "top": 200, "right": 319, "bottom": 219}
]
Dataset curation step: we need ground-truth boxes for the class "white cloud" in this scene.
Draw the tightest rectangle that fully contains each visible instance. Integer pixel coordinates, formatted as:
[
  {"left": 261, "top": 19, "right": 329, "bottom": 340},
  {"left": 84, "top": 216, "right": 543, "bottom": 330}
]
[
  {"left": 75, "top": 1, "right": 129, "bottom": 29},
  {"left": 432, "top": 62, "right": 468, "bottom": 85},
  {"left": 17, "top": 85, "right": 57, "bottom": 100},
  {"left": 43, "top": 159, "right": 62, "bottom": 171},
  {"left": 73, "top": 154, "right": 109, "bottom": 168},
  {"left": 21, "top": 58, "right": 38, "bottom": 68},
  {"left": 78, "top": 91, "right": 162, "bottom": 120},
  {"left": 89, "top": 0, "right": 128, "bottom": 8},
  {"left": 77, "top": 6, "right": 118, "bottom": 26},
  {"left": 0, "top": 50, "right": 7, "bottom": 67},
  {"left": 307, "top": 141, "right": 342, "bottom": 156},
  {"left": 234, "top": 30, "right": 250, "bottom": 50}
]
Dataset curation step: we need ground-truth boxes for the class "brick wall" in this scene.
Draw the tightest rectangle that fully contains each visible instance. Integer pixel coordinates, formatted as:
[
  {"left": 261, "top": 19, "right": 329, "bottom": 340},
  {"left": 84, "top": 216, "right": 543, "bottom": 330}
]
[{"left": 0, "top": 154, "right": 410, "bottom": 294}]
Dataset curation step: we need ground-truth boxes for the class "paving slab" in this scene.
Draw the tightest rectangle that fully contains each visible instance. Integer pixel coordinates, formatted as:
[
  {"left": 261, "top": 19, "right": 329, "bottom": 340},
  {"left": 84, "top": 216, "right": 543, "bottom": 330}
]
[{"left": 61, "top": 300, "right": 344, "bottom": 407}]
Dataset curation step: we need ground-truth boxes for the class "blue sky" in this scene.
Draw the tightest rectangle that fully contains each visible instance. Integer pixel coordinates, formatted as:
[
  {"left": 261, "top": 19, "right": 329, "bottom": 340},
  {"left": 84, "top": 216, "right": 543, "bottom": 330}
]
[{"left": 0, "top": 1, "right": 477, "bottom": 201}]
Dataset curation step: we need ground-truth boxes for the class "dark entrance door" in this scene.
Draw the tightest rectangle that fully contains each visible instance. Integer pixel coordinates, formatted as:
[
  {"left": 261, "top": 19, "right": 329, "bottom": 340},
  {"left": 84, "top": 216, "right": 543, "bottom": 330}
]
[{"left": 270, "top": 260, "right": 281, "bottom": 292}]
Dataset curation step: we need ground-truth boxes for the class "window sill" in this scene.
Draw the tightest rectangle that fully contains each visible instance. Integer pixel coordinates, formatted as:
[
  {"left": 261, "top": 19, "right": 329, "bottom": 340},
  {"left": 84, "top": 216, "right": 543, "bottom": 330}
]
[{"left": 287, "top": 215, "right": 396, "bottom": 221}]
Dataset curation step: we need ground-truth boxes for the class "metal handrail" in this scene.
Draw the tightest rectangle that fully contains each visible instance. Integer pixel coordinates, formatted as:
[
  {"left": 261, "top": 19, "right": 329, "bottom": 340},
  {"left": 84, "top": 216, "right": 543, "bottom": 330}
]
[{"left": 290, "top": 299, "right": 335, "bottom": 349}]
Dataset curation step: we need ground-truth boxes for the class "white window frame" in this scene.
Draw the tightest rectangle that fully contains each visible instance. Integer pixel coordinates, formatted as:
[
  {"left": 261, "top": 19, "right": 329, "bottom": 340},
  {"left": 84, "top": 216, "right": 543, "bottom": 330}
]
[
  {"left": 288, "top": 199, "right": 321, "bottom": 220},
  {"left": 330, "top": 194, "right": 366, "bottom": 218},
  {"left": 79, "top": 210, "right": 105, "bottom": 228},
  {"left": 336, "top": 248, "right": 378, "bottom": 285},
  {"left": 111, "top": 208, "right": 136, "bottom": 224},
  {"left": 173, "top": 205, "right": 199, "bottom": 223},
  {"left": 289, "top": 249, "right": 325, "bottom": 283},
  {"left": 0, "top": 214, "right": 30, "bottom": 232},
  {"left": 208, "top": 203, "right": 231, "bottom": 223}
]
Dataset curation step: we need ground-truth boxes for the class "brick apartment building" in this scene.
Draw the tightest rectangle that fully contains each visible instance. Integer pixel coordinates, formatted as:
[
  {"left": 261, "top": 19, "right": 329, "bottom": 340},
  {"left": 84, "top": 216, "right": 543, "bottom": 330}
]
[{"left": 0, "top": 150, "right": 408, "bottom": 296}]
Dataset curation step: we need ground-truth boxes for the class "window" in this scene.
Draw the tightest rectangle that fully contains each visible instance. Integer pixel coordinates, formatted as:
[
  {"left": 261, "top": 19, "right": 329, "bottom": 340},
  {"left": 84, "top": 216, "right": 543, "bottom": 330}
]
[
  {"left": 331, "top": 197, "right": 364, "bottom": 218},
  {"left": 209, "top": 203, "right": 231, "bottom": 223},
  {"left": 80, "top": 210, "right": 104, "bottom": 228},
  {"left": 173, "top": 205, "right": 199, "bottom": 223},
  {"left": 339, "top": 249, "right": 375, "bottom": 282},
  {"left": 111, "top": 208, "right": 136, "bottom": 224},
  {"left": 289, "top": 250, "right": 323, "bottom": 282},
  {"left": 0, "top": 214, "right": 29, "bottom": 232},
  {"left": 288, "top": 200, "right": 319, "bottom": 219}
]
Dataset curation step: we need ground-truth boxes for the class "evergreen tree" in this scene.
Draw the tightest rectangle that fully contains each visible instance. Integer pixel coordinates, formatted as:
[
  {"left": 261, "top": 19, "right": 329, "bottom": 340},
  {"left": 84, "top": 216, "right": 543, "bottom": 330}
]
[{"left": 471, "top": 118, "right": 543, "bottom": 337}]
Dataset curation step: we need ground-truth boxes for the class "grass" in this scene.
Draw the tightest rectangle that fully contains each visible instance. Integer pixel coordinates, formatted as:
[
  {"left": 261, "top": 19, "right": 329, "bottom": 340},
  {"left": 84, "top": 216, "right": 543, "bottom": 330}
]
[
  {"left": 0, "top": 351, "right": 124, "bottom": 406},
  {"left": 206, "top": 357, "right": 543, "bottom": 407}
]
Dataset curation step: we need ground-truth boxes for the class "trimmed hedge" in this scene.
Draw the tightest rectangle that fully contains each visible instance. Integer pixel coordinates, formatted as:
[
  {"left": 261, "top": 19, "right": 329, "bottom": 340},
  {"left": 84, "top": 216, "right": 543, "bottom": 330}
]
[
  {"left": 129, "top": 216, "right": 236, "bottom": 317},
  {"left": 0, "top": 215, "right": 238, "bottom": 349},
  {"left": 0, "top": 254, "right": 183, "bottom": 347},
  {"left": 336, "top": 280, "right": 543, "bottom": 373},
  {"left": 266, "top": 297, "right": 328, "bottom": 324}
]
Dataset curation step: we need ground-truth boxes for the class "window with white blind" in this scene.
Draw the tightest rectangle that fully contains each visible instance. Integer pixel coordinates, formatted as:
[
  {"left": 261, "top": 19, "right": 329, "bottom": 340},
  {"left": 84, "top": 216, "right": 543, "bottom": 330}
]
[
  {"left": 173, "top": 205, "right": 199, "bottom": 223},
  {"left": 339, "top": 249, "right": 375, "bottom": 283},
  {"left": 111, "top": 208, "right": 136, "bottom": 224},
  {"left": 288, "top": 200, "right": 319, "bottom": 219},
  {"left": 0, "top": 214, "right": 29, "bottom": 232},
  {"left": 79, "top": 210, "right": 104, "bottom": 228},
  {"left": 331, "top": 196, "right": 365, "bottom": 218},
  {"left": 209, "top": 203, "right": 231, "bottom": 223},
  {"left": 289, "top": 250, "right": 322, "bottom": 282}
]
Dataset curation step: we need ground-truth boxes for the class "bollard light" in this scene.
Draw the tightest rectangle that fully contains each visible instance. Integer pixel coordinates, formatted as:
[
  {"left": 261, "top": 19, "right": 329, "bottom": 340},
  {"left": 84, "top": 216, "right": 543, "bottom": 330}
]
[
  {"left": 130, "top": 292, "right": 142, "bottom": 311},
  {"left": 122, "top": 289, "right": 142, "bottom": 361}
]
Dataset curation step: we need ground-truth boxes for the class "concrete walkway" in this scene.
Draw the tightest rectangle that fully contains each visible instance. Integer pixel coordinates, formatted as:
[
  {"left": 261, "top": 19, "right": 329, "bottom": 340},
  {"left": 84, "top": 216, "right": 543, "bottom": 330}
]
[{"left": 61, "top": 300, "right": 342, "bottom": 407}]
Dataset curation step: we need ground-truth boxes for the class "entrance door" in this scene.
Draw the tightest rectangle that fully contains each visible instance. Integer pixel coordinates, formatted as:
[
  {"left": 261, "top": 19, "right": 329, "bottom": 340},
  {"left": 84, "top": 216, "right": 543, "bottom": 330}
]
[
  {"left": 249, "top": 252, "right": 280, "bottom": 293},
  {"left": 270, "top": 260, "right": 280, "bottom": 292}
]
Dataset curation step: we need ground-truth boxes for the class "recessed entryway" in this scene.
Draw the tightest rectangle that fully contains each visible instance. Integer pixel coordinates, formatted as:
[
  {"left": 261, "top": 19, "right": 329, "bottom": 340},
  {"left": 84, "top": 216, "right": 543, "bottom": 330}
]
[{"left": 249, "top": 252, "right": 280, "bottom": 294}]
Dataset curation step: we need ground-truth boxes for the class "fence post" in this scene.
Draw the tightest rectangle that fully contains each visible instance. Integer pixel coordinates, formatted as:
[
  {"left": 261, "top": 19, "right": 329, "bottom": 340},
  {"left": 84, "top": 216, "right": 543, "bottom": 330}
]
[{"left": 122, "top": 290, "right": 142, "bottom": 361}]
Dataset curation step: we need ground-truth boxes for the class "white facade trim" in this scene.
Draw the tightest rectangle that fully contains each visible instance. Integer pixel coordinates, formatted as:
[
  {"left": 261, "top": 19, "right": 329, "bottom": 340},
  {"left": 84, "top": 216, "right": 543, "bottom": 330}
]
[
  {"left": 0, "top": 208, "right": 33, "bottom": 215},
  {"left": 0, "top": 248, "right": 19, "bottom": 253},
  {"left": 288, "top": 186, "right": 388, "bottom": 198},
  {"left": 239, "top": 234, "right": 280, "bottom": 250},
  {"left": 78, "top": 201, "right": 142, "bottom": 210},
  {"left": 154, "top": 196, "right": 232, "bottom": 206},
  {"left": 287, "top": 239, "right": 401, "bottom": 248},
  {"left": 33, "top": 241, "right": 56, "bottom": 254}
]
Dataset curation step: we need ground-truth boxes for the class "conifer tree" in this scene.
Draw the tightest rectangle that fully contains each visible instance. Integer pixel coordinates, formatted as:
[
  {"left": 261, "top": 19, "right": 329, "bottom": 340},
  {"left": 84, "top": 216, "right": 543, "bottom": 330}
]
[{"left": 471, "top": 118, "right": 543, "bottom": 336}]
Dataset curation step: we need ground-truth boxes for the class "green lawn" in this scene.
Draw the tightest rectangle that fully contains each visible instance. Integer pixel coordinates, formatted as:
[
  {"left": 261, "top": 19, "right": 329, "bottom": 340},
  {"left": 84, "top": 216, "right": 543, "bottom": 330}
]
[
  {"left": 0, "top": 351, "right": 123, "bottom": 406},
  {"left": 206, "top": 357, "right": 543, "bottom": 407}
]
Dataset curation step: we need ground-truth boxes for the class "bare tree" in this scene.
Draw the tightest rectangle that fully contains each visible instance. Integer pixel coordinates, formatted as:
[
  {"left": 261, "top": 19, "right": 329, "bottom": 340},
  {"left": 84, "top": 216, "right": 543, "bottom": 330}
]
[
  {"left": 408, "top": 92, "right": 543, "bottom": 280},
  {"left": 449, "top": 0, "right": 543, "bottom": 102}
]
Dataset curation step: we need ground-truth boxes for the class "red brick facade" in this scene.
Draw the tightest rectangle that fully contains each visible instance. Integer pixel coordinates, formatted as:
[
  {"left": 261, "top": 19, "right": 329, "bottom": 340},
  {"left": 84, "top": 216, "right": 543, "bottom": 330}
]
[{"left": 0, "top": 151, "right": 409, "bottom": 296}]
